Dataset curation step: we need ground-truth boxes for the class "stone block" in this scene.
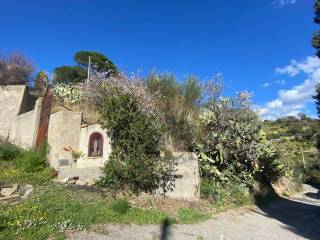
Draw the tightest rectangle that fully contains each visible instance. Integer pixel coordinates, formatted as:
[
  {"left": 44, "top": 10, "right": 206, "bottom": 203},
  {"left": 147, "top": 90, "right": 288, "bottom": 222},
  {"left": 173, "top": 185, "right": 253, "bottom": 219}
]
[{"left": 165, "top": 152, "right": 200, "bottom": 201}]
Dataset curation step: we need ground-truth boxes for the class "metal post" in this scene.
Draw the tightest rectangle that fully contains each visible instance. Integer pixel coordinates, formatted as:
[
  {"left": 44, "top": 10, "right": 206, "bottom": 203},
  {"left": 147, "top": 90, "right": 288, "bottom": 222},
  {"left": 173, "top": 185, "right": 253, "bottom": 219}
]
[{"left": 87, "top": 56, "right": 91, "bottom": 85}]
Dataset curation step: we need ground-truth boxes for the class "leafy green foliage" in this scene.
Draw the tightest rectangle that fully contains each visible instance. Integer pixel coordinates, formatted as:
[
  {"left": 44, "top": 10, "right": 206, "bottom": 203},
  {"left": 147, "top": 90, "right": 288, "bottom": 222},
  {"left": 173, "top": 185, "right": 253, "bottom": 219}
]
[
  {"left": 53, "top": 51, "right": 117, "bottom": 84},
  {"left": 313, "top": 0, "right": 320, "bottom": 57},
  {"left": 53, "top": 65, "right": 86, "bottom": 84},
  {"left": 313, "top": 85, "right": 320, "bottom": 154},
  {"left": 14, "top": 150, "right": 46, "bottom": 173},
  {"left": 195, "top": 79, "right": 283, "bottom": 196},
  {"left": 257, "top": 142, "right": 284, "bottom": 183},
  {"left": 200, "top": 179, "right": 252, "bottom": 208},
  {"left": 98, "top": 89, "right": 176, "bottom": 194},
  {"left": 34, "top": 71, "right": 49, "bottom": 95},
  {"left": 0, "top": 142, "right": 47, "bottom": 173},
  {"left": 145, "top": 73, "right": 202, "bottom": 149},
  {"left": 74, "top": 51, "right": 117, "bottom": 74},
  {"left": 197, "top": 103, "right": 282, "bottom": 186},
  {"left": 0, "top": 143, "right": 23, "bottom": 161}
]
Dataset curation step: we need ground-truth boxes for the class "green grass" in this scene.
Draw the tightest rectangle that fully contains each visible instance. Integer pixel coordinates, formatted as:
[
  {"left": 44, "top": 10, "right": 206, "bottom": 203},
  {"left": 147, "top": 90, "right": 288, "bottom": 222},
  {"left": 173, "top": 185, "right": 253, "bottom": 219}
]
[
  {"left": 109, "top": 198, "right": 130, "bottom": 214},
  {"left": 0, "top": 182, "right": 171, "bottom": 240},
  {"left": 177, "top": 208, "right": 210, "bottom": 224},
  {"left": 0, "top": 150, "right": 210, "bottom": 240},
  {"left": 0, "top": 161, "right": 54, "bottom": 186}
]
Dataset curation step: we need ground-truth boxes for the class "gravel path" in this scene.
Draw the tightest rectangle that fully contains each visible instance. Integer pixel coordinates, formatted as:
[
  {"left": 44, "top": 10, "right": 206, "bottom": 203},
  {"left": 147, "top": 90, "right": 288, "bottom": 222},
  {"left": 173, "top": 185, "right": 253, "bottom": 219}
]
[{"left": 67, "top": 184, "right": 320, "bottom": 240}]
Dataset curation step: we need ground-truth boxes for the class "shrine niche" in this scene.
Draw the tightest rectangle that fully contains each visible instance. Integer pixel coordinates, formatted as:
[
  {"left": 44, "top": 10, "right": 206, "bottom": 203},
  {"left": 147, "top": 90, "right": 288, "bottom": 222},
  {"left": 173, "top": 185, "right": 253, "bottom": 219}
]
[{"left": 88, "top": 132, "right": 103, "bottom": 157}]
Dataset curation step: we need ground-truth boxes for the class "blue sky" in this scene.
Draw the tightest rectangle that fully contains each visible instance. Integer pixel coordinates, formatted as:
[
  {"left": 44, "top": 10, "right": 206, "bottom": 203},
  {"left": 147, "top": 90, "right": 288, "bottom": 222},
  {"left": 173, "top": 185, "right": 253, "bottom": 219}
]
[{"left": 0, "top": 0, "right": 318, "bottom": 119}]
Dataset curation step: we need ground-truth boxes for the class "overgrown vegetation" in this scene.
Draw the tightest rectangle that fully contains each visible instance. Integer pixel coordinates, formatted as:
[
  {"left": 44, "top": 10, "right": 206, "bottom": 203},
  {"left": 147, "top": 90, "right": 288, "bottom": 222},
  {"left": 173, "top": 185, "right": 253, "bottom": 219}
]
[
  {"left": 145, "top": 73, "right": 202, "bottom": 150},
  {"left": 193, "top": 78, "right": 284, "bottom": 203},
  {"left": 0, "top": 145, "right": 208, "bottom": 240},
  {"left": 263, "top": 116, "right": 320, "bottom": 184},
  {"left": 97, "top": 87, "right": 176, "bottom": 194},
  {"left": 80, "top": 71, "right": 285, "bottom": 204},
  {"left": 2, "top": 47, "right": 318, "bottom": 238},
  {"left": 0, "top": 52, "right": 34, "bottom": 86},
  {"left": 0, "top": 143, "right": 23, "bottom": 161}
]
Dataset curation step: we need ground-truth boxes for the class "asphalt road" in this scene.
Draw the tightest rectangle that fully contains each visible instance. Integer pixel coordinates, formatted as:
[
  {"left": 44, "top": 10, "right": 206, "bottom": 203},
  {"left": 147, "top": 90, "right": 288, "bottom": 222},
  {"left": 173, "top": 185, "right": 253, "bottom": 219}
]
[{"left": 68, "top": 184, "right": 320, "bottom": 240}]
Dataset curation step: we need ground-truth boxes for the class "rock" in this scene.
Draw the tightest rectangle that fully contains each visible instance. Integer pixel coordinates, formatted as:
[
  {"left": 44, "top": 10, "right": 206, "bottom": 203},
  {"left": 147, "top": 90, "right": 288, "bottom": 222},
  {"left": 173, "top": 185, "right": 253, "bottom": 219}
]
[
  {"left": 87, "top": 179, "right": 95, "bottom": 186},
  {"left": 68, "top": 179, "right": 76, "bottom": 184},
  {"left": 76, "top": 180, "right": 87, "bottom": 186},
  {"left": 0, "top": 183, "right": 18, "bottom": 197},
  {"left": 0, "top": 194, "right": 20, "bottom": 202},
  {"left": 21, "top": 185, "right": 33, "bottom": 199},
  {"left": 62, "top": 177, "right": 70, "bottom": 183}
]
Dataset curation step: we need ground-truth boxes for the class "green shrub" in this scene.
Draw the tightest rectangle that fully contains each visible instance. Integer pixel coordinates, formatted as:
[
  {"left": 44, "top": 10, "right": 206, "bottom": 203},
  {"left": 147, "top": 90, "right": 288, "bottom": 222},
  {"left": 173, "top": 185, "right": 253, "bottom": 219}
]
[
  {"left": 196, "top": 81, "right": 283, "bottom": 188},
  {"left": 306, "top": 169, "right": 320, "bottom": 184},
  {"left": 145, "top": 73, "right": 202, "bottom": 150},
  {"left": 201, "top": 179, "right": 252, "bottom": 208},
  {"left": 0, "top": 143, "right": 23, "bottom": 161},
  {"left": 98, "top": 89, "right": 176, "bottom": 194},
  {"left": 257, "top": 143, "right": 284, "bottom": 183},
  {"left": 14, "top": 143, "right": 47, "bottom": 172},
  {"left": 109, "top": 199, "right": 130, "bottom": 215}
]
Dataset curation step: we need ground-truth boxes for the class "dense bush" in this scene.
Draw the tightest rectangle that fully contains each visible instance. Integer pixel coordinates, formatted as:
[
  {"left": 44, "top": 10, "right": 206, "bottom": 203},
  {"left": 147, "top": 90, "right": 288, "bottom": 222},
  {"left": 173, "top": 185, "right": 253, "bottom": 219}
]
[
  {"left": 145, "top": 73, "right": 202, "bottom": 150},
  {"left": 257, "top": 142, "right": 284, "bottom": 183},
  {"left": 196, "top": 78, "right": 283, "bottom": 189},
  {"left": 0, "top": 143, "right": 23, "bottom": 161},
  {"left": 98, "top": 89, "right": 176, "bottom": 194}
]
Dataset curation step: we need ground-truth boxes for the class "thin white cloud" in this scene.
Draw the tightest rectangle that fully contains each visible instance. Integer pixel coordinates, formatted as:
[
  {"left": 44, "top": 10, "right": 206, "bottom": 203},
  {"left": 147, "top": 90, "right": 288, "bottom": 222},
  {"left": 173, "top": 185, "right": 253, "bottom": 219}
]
[
  {"left": 275, "top": 79, "right": 286, "bottom": 85},
  {"left": 262, "top": 82, "right": 271, "bottom": 88},
  {"left": 275, "top": 56, "right": 320, "bottom": 76},
  {"left": 260, "top": 56, "right": 320, "bottom": 120},
  {"left": 272, "top": 0, "right": 297, "bottom": 8}
]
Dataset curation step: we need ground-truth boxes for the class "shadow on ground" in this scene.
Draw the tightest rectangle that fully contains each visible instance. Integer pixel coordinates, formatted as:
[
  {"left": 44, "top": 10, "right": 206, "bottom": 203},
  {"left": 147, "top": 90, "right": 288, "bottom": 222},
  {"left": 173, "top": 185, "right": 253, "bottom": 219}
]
[
  {"left": 256, "top": 183, "right": 320, "bottom": 240},
  {"left": 304, "top": 183, "right": 320, "bottom": 200},
  {"left": 160, "top": 218, "right": 171, "bottom": 240}
]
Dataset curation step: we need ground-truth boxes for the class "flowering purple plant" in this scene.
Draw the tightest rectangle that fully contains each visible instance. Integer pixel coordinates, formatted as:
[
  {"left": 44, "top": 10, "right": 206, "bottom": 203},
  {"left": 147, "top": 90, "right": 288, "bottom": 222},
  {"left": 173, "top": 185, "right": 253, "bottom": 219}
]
[{"left": 82, "top": 69, "right": 158, "bottom": 117}]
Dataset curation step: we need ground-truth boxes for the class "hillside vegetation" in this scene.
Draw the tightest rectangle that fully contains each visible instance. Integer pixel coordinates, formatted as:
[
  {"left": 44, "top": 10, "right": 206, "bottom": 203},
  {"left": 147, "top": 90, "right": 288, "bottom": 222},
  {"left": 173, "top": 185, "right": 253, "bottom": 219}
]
[{"left": 262, "top": 115, "right": 320, "bottom": 184}]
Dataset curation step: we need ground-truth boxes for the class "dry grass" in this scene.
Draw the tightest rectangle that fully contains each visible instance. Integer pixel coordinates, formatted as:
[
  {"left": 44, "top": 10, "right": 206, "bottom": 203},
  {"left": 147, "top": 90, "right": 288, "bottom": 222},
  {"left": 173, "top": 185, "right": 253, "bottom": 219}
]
[
  {"left": 128, "top": 193, "right": 212, "bottom": 217},
  {"left": 272, "top": 177, "right": 302, "bottom": 197}
]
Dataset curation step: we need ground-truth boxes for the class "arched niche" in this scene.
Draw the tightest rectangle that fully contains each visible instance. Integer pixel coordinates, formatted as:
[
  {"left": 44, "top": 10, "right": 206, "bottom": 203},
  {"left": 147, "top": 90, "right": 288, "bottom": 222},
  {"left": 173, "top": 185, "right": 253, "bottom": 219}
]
[{"left": 88, "top": 132, "right": 103, "bottom": 157}]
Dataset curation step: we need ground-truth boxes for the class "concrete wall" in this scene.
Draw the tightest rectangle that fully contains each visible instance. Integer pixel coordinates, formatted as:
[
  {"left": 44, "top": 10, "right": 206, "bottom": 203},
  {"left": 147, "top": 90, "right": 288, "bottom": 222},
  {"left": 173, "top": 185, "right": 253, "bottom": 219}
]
[
  {"left": 0, "top": 85, "right": 26, "bottom": 140},
  {"left": 165, "top": 152, "right": 200, "bottom": 201},
  {"left": 47, "top": 111, "right": 111, "bottom": 170},
  {"left": 77, "top": 124, "right": 111, "bottom": 168},
  {"left": 9, "top": 98, "right": 42, "bottom": 149},
  {"left": 47, "top": 111, "right": 82, "bottom": 169}
]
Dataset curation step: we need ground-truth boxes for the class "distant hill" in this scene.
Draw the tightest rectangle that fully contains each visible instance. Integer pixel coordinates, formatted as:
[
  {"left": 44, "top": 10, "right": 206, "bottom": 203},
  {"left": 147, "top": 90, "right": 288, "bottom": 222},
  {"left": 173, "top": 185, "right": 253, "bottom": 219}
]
[{"left": 262, "top": 116, "right": 320, "bottom": 183}]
